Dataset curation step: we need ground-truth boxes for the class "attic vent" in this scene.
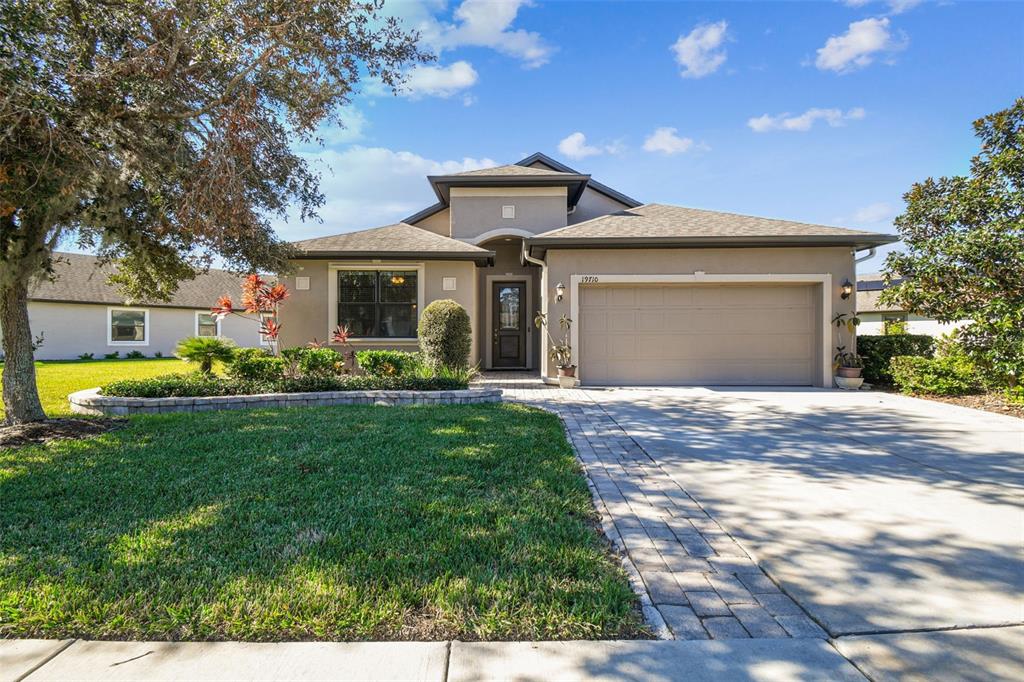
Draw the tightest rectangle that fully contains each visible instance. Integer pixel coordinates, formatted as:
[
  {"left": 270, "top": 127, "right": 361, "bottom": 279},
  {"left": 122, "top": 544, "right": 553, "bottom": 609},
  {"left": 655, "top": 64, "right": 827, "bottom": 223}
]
[{"left": 501, "top": 205, "right": 515, "bottom": 219}]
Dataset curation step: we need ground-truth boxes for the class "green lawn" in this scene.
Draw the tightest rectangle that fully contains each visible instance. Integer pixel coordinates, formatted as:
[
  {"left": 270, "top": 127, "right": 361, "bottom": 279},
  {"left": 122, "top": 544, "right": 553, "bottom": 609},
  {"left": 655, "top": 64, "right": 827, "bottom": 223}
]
[
  {"left": 0, "top": 403, "right": 645, "bottom": 641},
  {"left": 0, "top": 358, "right": 189, "bottom": 419}
]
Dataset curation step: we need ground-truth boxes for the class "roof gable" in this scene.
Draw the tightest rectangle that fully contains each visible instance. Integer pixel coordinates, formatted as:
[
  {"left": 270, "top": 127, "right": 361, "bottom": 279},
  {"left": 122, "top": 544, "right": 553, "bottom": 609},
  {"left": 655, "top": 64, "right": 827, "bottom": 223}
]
[{"left": 515, "top": 152, "right": 642, "bottom": 208}]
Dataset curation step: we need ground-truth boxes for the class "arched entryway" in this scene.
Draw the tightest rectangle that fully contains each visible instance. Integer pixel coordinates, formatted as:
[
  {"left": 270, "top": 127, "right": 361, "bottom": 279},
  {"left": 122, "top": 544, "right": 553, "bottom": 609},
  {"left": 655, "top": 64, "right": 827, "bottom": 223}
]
[{"left": 476, "top": 236, "right": 541, "bottom": 370}]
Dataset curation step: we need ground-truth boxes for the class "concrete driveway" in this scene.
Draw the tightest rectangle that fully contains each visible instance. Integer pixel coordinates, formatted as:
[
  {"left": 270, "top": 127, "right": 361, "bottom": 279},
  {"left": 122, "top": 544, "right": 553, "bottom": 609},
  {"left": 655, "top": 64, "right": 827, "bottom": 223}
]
[{"left": 583, "top": 386, "right": 1023, "bottom": 676}]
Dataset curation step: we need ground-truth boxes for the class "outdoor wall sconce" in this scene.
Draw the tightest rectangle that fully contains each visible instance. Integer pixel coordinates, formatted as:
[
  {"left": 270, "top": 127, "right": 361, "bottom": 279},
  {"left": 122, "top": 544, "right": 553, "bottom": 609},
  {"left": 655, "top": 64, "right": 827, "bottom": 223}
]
[
  {"left": 840, "top": 278, "right": 854, "bottom": 299},
  {"left": 555, "top": 282, "right": 565, "bottom": 302}
]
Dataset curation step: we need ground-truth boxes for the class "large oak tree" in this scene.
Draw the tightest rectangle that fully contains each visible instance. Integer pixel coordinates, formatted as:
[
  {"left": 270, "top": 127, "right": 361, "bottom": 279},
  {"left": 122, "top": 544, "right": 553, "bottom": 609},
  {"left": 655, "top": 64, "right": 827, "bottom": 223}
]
[
  {"left": 883, "top": 98, "right": 1024, "bottom": 393},
  {"left": 0, "top": 0, "right": 427, "bottom": 423}
]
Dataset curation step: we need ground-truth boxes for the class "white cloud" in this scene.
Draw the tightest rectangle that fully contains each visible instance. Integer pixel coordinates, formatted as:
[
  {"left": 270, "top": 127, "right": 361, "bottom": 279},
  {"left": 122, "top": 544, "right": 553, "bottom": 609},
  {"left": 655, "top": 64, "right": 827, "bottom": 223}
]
[
  {"left": 852, "top": 202, "right": 896, "bottom": 225},
  {"left": 302, "top": 107, "right": 368, "bottom": 148},
  {"left": 642, "top": 127, "right": 695, "bottom": 155},
  {"left": 671, "top": 21, "right": 729, "bottom": 79},
  {"left": 815, "top": 18, "right": 905, "bottom": 73},
  {"left": 411, "top": 0, "right": 554, "bottom": 69},
  {"left": 273, "top": 147, "right": 496, "bottom": 240},
  {"left": 557, "top": 132, "right": 623, "bottom": 159},
  {"left": 747, "top": 107, "right": 866, "bottom": 132},
  {"left": 843, "top": 0, "right": 922, "bottom": 14},
  {"left": 401, "top": 61, "right": 478, "bottom": 99}
]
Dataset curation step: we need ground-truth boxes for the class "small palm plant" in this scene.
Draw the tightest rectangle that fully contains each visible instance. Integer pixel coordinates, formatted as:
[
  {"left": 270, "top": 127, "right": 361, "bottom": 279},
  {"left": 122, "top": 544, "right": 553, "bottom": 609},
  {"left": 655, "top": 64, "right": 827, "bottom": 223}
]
[{"left": 175, "top": 336, "right": 237, "bottom": 375}]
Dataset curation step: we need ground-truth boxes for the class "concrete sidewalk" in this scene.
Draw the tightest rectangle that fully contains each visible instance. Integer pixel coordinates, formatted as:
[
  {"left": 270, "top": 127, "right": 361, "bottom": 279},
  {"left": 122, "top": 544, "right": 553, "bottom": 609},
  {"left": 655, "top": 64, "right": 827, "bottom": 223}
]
[{"left": 3, "top": 637, "right": 867, "bottom": 682}]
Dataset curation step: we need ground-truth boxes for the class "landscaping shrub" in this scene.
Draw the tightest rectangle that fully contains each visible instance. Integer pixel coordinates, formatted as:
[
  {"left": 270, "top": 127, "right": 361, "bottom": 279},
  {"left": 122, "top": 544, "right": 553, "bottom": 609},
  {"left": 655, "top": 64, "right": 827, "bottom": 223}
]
[
  {"left": 356, "top": 349, "right": 421, "bottom": 377},
  {"left": 228, "top": 347, "right": 286, "bottom": 382},
  {"left": 102, "top": 373, "right": 243, "bottom": 398},
  {"left": 101, "top": 373, "right": 469, "bottom": 398},
  {"left": 77, "top": 353, "right": 94, "bottom": 360},
  {"left": 857, "top": 334, "right": 934, "bottom": 385},
  {"left": 125, "top": 350, "right": 147, "bottom": 359},
  {"left": 890, "top": 355, "right": 982, "bottom": 396},
  {"left": 175, "top": 336, "right": 237, "bottom": 375},
  {"left": 103, "top": 351, "right": 119, "bottom": 359},
  {"left": 418, "top": 299, "right": 471, "bottom": 369},
  {"left": 281, "top": 347, "right": 346, "bottom": 378}
]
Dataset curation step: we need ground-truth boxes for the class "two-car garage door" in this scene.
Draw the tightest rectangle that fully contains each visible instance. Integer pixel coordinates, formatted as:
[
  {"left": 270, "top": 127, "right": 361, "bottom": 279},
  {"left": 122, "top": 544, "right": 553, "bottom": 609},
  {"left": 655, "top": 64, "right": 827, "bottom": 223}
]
[{"left": 578, "top": 284, "right": 817, "bottom": 386}]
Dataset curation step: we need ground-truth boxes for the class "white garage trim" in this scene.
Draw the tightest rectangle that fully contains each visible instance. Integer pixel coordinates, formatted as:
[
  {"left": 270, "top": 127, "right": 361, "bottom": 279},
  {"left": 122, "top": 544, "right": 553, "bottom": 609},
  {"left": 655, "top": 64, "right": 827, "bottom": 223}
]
[{"left": 569, "top": 273, "right": 833, "bottom": 387}]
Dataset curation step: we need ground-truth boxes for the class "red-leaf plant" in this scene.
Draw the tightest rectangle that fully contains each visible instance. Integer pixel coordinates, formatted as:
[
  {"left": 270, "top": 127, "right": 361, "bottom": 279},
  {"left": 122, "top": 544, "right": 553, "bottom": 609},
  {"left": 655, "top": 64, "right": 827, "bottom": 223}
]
[{"left": 212, "top": 274, "right": 289, "bottom": 354}]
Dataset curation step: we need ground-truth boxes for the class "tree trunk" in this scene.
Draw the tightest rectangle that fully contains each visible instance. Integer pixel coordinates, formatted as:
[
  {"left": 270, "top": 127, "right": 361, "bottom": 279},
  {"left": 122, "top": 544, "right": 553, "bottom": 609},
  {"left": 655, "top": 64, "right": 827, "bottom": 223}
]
[{"left": 1, "top": 278, "right": 46, "bottom": 424}]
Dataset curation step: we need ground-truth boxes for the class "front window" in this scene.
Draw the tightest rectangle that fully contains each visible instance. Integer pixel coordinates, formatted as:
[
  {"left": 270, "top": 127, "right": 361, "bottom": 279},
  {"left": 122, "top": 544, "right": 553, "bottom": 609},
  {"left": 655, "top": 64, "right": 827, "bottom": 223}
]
[
  {"left": 109, "top": 308, "right": 147, "bottom": 344},
  {"left": 338, "top": 270, "right": 418, "bottom": 338},
  {"left": 196, "top": 312, "right": 219, "bottom": 337}
]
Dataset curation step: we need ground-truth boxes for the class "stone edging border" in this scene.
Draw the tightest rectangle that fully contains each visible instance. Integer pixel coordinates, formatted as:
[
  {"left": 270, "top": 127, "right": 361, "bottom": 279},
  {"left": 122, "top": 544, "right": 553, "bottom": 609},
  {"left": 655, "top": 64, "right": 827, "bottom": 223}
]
[{"left": 69, "top": 387, "right": 503, "bottom": 416}]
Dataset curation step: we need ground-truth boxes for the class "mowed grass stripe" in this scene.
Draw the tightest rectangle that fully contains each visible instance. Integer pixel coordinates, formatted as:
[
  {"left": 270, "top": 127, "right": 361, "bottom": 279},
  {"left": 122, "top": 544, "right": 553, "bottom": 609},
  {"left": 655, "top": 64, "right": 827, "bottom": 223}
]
[{"left": 0, "top": 403, "right": 647, "bottom": 641}]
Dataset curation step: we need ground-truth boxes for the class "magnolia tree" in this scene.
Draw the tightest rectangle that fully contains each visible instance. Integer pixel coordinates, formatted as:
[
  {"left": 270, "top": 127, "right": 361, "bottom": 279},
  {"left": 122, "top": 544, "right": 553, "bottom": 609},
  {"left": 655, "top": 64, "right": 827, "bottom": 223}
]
[
  {"left": 0, "top": 0, "right": 427, "bottom": 424},
  {"left": 882, "top": 98, "right": 1024, "bottom": 394}
]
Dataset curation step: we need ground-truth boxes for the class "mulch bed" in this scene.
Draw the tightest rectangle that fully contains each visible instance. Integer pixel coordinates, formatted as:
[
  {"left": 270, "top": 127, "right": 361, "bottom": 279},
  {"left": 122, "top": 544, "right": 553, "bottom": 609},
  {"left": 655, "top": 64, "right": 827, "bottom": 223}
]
[
  {"left": 899, "top": 392, "right": 1024, "bottom": 419},
  {"left": 0, "top": 418, "right": 126, "bottom": 449}
]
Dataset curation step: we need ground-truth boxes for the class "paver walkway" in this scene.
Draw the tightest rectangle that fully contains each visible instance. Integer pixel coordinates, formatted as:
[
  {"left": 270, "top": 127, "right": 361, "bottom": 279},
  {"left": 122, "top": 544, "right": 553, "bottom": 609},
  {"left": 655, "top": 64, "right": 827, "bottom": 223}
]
[{"left": 479, "top": 373, "right": 825, "bottom": 642}]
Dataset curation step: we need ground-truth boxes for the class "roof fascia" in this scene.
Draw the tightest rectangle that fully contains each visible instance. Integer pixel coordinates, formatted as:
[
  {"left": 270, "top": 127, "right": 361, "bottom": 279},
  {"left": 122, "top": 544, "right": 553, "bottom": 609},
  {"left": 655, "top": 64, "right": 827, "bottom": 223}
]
[
  {"left": 515, "top": 152, "right": 643, "bottom": 208},
  {"left": 402, "top": 202, "right": 447, "bottom": 225},
  {"left": 527, "top": 233, "right": 898, "bottom": 258},
  {"left": 292, "top": 250, "right": 495, "bottom": 266}
]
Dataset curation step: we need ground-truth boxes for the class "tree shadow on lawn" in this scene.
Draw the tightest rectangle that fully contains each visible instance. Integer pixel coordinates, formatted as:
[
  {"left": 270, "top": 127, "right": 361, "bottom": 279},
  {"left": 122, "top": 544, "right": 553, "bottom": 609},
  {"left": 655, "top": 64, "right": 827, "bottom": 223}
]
[{"left": 0, "top": 403, "right": 647, "bottom": 642}]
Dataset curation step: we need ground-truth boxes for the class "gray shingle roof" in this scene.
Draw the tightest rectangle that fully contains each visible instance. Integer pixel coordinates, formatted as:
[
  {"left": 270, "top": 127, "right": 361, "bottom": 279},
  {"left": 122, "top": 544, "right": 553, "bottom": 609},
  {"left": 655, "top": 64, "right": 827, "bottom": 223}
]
[
  {"left": 451, "top": 164, "right": 574, "bottom": 177},
  {"left": 291, "top": 223, "right": 493, "bottom": 261},
  {"left": 531, "top": 204, "right": 896, "bottom": 244},
  {"left": 29, "top": 253, "right": 245, "bottom": 308}
]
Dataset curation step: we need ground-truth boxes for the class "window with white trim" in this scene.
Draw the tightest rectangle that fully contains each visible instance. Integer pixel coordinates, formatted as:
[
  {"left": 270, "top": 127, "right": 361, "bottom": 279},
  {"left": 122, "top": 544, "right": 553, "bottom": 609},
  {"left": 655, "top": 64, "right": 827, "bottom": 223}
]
[
  {"left": 195, "top": 311, "right": 220, "bottom": 337},
  {"left": 108, "top": 308, "right": 148, "bottom": 345},
  {"left": 338, "top": 270, "right": 418, "bottom": 338}
]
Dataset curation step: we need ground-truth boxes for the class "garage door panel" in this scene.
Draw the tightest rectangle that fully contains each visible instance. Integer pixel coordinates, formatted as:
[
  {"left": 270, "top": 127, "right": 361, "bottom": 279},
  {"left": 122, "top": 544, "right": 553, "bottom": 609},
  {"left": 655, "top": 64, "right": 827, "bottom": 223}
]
[
  {"left": 637, "top": 311, "right": 665, "bottom": 332},
  {"left": 608, "top": 288, "right": 637, "bottom": 306},
  {"left": 608, "top": 310, "right": 636, "bottom": 331},
  {"left": 581, "top": 287, "right": 608, "bottom": 306},
  {"left": 580, "top": 310, "right": 607, "bottom": 333},
  {"left": 580, "top": 284, "right": 817, "bottom": 386}
]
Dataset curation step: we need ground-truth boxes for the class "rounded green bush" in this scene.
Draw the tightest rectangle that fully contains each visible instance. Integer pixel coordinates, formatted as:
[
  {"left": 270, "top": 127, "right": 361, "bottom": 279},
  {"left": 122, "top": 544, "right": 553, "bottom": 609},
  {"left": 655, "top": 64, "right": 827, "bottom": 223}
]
[
  {"left": 356, "top": 349, "right": 421, "bottom": 377},
  {"left": 228, "top": 347, "right": 286, "bottom": 382},
  {"left": 418, "top": 299, "right": 471, "bottom": 369}
]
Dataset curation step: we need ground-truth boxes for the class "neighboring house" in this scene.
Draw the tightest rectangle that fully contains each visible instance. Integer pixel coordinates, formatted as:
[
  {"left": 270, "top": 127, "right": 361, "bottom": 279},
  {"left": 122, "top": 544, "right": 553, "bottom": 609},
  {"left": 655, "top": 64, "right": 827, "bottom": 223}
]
[
  {"left": 13, "top": 253, "right": 261, "bottom": 360},
  {"left": 856, "top": 273, "right": 968, "bottom": 337},
  {"left": 278, "top": 152, "right": 896, "bottom": 387}
]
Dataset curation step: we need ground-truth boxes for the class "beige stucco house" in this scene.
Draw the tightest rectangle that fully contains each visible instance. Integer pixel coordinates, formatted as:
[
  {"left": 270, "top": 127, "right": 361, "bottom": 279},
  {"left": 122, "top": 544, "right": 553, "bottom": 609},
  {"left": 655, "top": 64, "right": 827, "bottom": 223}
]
[
  {"left": 278, "top": 153, "right": 896, "bottom": 387},
  {"left": 13, "top": 253, "right": 261, "bottom": 360},
  {"left": 856, "top": 273, "right": 967, "bottom": 337}
]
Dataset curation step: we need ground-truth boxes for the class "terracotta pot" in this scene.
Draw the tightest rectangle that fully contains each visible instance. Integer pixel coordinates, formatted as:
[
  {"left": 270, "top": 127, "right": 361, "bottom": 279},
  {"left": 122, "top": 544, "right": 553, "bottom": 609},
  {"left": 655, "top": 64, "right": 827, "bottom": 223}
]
[
  {"left": 557, "top": 365, "right": 576, "bottom": 378},
  {"left": 837, "top": 366, "right": 862, "bottom": 378}
]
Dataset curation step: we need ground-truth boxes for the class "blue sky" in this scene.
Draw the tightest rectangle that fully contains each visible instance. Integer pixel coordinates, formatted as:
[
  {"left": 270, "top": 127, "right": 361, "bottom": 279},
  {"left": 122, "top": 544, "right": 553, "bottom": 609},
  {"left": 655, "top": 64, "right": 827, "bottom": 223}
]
[{"left": 278, "top": 0, "right": 1022, "bottom": 273}]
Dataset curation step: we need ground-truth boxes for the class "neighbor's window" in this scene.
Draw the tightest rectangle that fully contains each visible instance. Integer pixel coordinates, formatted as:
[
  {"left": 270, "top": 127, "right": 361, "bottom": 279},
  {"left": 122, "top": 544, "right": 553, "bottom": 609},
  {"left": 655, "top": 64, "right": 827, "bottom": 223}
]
[
  {"left": 196, "top": 312, "right": 219, "bottom": 337},
  {"left": 338, "top": 270, "right": 418, "bottom": 338},
  {"left": 109, "top": 308, "right": 147, "bottom": 344},
  {"left": 883, "top": 313, "right": 908, "bottom": 335}
]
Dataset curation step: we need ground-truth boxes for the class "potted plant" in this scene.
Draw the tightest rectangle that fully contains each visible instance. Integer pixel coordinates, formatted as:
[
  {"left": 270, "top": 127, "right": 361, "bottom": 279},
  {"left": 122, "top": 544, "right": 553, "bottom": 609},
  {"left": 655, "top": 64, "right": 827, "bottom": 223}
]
[
  {"left": 835, "top": 351, "right": 864, "bottom": 378},
  {"left": 535, "top": 312, "right": 576, "bottom": 388},
  {"left": 832, "top": 312, "right": 864, "bottom": 389}
]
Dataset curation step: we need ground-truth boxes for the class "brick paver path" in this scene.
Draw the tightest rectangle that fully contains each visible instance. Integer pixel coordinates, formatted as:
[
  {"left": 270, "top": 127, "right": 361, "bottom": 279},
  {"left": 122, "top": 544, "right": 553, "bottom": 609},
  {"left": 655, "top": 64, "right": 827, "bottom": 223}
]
[{"left": 477, "top": 372, "right": 827, "bottom": 641}]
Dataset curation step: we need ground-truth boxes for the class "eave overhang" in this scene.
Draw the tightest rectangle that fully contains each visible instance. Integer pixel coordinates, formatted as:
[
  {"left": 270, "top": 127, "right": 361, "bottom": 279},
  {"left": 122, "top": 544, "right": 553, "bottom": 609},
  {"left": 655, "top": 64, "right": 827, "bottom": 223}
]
[
  {"left": 426, "top": 174, "right": 591, "bottom": 208},
  {"left": 291, "top": 250, "right": 495, "bottom": 266},
  {"left": 525, "top": 233, "right": 899, "bottom": 259}
]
